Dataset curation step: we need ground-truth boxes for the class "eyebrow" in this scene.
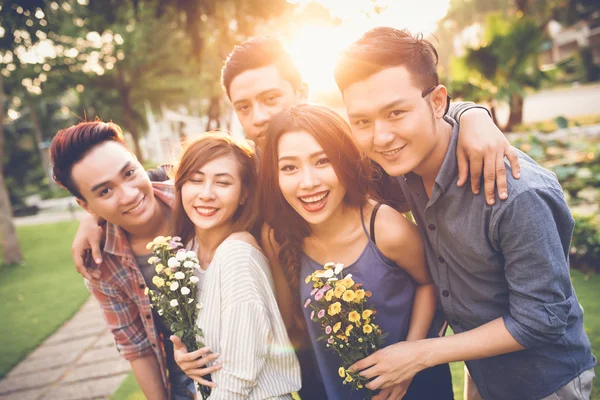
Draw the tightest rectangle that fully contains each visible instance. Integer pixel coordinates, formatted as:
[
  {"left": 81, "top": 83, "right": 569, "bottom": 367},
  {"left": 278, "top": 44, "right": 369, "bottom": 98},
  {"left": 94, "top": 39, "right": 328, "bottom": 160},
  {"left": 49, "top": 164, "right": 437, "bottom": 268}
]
[
  {"left": 90, "top": 161, "right": 132, "bottom": 193},
  {"left": 278, "top": 150, "right": 326, "bottom": 162},
  {"left": 194, "top": 171, "right": 235, "bottom": 179},
  {"left": 347, "top": 98, "right": 409, "bottom": 119},
  {"left": 232, "top": 89, "right": 281, "bottom": 107}
]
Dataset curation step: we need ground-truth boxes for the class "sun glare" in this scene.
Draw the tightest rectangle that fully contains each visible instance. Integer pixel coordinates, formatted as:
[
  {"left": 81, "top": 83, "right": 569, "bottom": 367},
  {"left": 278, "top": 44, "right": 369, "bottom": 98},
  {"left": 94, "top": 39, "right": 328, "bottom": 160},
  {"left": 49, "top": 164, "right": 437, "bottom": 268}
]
[{"left": 283, "top": 0, "right": 451, "bottom": 99}]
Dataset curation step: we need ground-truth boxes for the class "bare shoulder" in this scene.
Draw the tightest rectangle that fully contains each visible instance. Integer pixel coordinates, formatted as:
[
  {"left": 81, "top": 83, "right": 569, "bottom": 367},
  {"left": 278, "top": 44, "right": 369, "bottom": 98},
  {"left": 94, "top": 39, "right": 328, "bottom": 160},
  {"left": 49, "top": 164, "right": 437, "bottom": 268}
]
[
  {"left": 373, "top": 204, "right": 420, "bottom": 257},
  {"left": 227, "top": 231, "right": 261, "bottom": 251}
]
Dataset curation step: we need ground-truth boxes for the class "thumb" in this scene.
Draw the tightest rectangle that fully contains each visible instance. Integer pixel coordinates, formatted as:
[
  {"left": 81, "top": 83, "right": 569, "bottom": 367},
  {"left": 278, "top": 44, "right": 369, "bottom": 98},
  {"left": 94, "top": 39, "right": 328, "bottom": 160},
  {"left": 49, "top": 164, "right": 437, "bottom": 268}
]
[{"left": 170, "top": 335, "right": 187, "bottom": 353}]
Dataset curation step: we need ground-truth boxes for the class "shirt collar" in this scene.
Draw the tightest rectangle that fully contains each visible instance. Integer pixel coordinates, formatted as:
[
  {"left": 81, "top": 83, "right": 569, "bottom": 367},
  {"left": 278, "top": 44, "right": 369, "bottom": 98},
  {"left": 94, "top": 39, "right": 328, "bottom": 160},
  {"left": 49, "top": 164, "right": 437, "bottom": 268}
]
[
  {"left": 434, "top": 116, "right": 460, "bottom": 194},
  {"left": 402, "top": 116, "right": 459, "bottom": 195},
  {"left": 103, "top": 182, "right": 175, "bottom": 258}
]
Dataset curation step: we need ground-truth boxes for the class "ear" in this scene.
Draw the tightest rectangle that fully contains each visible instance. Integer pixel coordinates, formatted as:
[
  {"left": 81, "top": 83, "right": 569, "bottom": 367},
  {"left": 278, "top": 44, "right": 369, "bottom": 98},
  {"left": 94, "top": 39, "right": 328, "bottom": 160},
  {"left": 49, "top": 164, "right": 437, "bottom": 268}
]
[
  {"left": 239, "top": 189, "right": 248, "bottom": 206},
  {"left": 296, "top": 82, "right": 309, "bottom": 102},
  {"left": 76, "top": 198, "right": 96, "bottom": 216},
  {"left": 430, "top": 85, "right": 449, "bottom": 119}
]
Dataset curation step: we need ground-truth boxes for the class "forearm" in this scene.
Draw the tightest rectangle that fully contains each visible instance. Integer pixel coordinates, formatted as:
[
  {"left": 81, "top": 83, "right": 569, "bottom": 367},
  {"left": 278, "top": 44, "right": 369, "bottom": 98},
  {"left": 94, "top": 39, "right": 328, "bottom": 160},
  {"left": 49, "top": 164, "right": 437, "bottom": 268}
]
[
  {"left": 405, "top": 283, "right": 437, "bottom": 342},
  {"left": 130, "top": 354, "right": 167, "bottom": 400},
  {"left": 421, "top": 317, "right": 524, "bottom": 368},
  {"left": 447, "top": 101, "right": 491, "bottom": 122}
]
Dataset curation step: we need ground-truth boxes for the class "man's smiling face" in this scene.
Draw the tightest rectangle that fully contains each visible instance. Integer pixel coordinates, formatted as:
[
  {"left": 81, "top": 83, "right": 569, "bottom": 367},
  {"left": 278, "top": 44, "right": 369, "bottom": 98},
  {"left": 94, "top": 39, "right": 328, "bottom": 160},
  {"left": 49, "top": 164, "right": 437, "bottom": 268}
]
[
  {"left": 71, "top": 141, "right": 157, "bottom": 230},
  {"left": 229, "top": 64, "right": 305, "bottom": 143}
]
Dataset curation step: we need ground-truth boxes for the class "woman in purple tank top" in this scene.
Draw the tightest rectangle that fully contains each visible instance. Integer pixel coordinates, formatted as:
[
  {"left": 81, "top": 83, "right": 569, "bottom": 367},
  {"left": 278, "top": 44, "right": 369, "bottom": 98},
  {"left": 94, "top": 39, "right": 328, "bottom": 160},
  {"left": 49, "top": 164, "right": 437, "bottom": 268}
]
[{"left": 259, "top": 104, "right": 453, "bottom": 400}]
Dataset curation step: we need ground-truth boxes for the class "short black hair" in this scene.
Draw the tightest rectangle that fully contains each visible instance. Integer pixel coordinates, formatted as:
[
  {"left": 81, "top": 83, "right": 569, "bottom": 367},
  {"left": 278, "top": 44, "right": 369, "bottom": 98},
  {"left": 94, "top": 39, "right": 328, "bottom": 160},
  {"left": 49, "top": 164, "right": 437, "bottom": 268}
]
[
  {"left": 334, "top": 27, "right": 439, "bottom": 93},
  {"left": 50, "top": 121, "right": 127, "bottom": 199},
  {"left": 221, "top": 36, "right": 302, "bottom": 99}
]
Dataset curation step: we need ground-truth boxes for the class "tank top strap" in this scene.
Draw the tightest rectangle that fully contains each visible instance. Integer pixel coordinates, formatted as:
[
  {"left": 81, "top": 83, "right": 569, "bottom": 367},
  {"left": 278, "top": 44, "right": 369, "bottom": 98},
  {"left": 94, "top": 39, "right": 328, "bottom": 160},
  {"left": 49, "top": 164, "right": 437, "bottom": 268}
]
[
  {"left": 369, "top": 203, "right": 382, "bottom": 245},
  {"left": 359, "top": 204, "right": 369, "bottom": 238}
]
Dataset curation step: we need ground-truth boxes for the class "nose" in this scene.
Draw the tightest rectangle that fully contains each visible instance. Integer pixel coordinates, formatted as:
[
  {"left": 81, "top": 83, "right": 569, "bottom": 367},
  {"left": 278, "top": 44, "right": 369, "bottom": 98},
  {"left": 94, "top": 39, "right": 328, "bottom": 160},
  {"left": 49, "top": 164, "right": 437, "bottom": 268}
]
[
  {"left": 197, "top": 182, "right": 216, "bottom": 201},
  {"left": 299, "top": 166, "right": 319, "bottom": 190},
  {"left": 373, "top": 119, "right": 396, "bottom": 149},
  {"left": 120, "top": 184, "right": 139, "bottom": 205},
  {"left": 252, "top": 103, "right": 271, "bottom": 127}
]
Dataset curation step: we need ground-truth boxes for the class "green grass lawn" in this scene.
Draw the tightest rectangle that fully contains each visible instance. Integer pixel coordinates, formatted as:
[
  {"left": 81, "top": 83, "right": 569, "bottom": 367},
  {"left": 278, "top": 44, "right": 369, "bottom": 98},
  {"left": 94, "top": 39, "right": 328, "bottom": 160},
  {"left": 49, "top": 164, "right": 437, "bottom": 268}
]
[
  {"left": 0, "top": 220, "right": 90, "bottom": 377},
  {"left": 113, "top": 269, "right": 599, "bottom": 399}
]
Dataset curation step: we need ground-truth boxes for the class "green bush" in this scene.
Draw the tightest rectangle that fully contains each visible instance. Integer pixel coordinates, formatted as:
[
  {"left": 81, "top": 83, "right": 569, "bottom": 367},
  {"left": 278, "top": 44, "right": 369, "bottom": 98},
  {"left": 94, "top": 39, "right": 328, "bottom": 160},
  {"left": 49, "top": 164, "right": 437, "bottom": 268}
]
[{"left": 570, "top": 215, "right": 600, "bottom": 273}]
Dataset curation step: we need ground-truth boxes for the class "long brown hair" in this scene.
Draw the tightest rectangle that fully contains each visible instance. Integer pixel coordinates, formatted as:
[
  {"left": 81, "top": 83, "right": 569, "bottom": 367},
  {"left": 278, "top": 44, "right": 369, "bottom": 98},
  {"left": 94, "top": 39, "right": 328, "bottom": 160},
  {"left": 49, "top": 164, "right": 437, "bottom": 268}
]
[
  {"left": 259, "top": 104, "right": 374, "bottom": 324},
  {"left": 174, "top": 132, "right": 258, "bottom": 246}
]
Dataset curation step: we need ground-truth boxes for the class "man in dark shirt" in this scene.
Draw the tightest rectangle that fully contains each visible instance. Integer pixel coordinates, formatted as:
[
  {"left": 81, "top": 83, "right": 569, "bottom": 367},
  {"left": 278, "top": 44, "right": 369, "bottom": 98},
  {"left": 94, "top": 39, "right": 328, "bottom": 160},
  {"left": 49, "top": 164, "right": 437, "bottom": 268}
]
[{"left": 339, "top": 27, "right": 596, "bottom": 400}]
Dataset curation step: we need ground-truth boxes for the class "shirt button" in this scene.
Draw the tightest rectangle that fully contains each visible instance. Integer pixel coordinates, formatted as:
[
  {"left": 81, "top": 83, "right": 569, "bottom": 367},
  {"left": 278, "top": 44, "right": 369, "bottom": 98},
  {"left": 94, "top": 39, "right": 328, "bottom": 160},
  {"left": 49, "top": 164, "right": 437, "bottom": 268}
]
[
  {"left": 146, "top": 314, "right": 151, "bottom": 320},
  {"left": 442, "top": 290, "right": 449, "bottom": 297},
  {"left": 438, "top": 256, "right": 445, "bottom": 263},
  {"left": 428, "top": 224, "right": 436, "bottom": 231}
]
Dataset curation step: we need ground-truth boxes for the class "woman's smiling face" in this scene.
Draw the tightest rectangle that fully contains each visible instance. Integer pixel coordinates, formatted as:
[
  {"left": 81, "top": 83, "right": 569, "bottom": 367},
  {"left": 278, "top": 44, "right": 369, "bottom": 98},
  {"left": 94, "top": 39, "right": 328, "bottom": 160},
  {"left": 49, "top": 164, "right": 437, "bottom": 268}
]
[
  {"left": 181, "top": 153, "right": 244, "bottom": 233},
  {"left": 277, "top": 130, "right": 347, "bottom": 226}
]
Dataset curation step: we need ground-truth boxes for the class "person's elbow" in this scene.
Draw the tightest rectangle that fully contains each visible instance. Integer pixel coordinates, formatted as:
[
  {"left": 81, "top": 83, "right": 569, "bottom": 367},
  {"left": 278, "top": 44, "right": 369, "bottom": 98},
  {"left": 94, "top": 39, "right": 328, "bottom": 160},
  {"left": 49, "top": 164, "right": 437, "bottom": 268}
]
[{"left": 504, "top": 296, "right": 573, "bottom": 348}]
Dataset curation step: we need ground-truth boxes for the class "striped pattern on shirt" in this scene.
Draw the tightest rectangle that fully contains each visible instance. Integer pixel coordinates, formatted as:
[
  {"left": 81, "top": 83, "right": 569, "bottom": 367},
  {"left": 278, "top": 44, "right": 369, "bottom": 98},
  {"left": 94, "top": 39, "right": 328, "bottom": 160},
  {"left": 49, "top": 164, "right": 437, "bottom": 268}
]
[{"left": 196, "top": 239, "right": 301, "bottom": 399}]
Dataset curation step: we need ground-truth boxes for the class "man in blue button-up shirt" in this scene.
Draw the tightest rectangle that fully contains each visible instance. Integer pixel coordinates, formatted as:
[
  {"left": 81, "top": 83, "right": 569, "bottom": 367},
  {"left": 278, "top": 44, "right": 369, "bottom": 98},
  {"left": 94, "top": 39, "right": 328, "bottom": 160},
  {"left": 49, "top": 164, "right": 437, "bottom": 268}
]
[{"left": 335, "top": 27, "right": 596, "bottom": 400}]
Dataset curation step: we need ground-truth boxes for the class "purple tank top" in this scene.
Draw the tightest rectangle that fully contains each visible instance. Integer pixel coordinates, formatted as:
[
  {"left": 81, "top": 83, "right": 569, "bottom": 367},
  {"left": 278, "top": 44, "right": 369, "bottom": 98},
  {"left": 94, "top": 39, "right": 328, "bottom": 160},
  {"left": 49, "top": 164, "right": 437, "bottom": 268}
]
[{"left": 299, "top": 204, "right": 417, "bottom": 400}]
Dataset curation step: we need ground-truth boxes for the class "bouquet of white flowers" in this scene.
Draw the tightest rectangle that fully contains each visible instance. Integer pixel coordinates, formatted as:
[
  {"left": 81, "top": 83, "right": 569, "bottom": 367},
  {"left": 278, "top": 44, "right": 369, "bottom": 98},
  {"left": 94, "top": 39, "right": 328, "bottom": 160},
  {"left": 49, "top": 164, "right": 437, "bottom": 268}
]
[{"left": 146, "top": 235, "right": 210, "bottom": 400}]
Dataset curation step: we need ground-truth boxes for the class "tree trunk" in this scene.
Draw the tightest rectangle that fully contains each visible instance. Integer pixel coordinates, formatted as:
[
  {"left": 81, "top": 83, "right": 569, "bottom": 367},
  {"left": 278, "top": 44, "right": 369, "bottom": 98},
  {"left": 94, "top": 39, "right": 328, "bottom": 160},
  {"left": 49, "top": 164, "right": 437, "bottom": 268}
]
[
  {"left": 116, "top": 67, "right": 144, "bottom": 163},
  {"left": 506, "top": 93, "right": 524, "bottom": 132},
  {"left": 205, "top": 96, "right": 221, "bottom": 131},
  {"left": 0, "top": 75, "right": 23, "bottom": 264},
  {"left": 28, "top": 100, "right": 55, "bottom": 187}
]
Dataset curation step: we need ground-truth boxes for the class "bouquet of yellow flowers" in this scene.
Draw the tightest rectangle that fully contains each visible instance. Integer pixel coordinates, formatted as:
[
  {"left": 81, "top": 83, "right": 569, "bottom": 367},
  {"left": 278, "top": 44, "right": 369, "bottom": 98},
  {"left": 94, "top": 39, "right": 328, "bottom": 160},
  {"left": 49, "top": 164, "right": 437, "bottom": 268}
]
[
  {"left": 146, "top": 235, "right": 210, "bottom": 400},
  {"left": 304, "top": 262, "right": 387, "bottom": 397}
]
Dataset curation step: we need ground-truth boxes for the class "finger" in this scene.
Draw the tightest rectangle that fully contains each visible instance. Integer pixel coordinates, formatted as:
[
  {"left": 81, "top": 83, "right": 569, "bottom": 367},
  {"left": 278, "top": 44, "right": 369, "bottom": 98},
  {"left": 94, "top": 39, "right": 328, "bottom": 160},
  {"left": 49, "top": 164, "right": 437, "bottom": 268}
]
[
  {"left": 456, "top": 147, "right": 469, "bottom": 187},
  {"left": 505, "top": 145, "right": 521, "bottom": 179},
  {"left": 194, "top": 352, "right": 220, "bottom": 368},
  {"left": 495, "top": 152, "right": 508, "bottom": 201},
  {"left": 358, "top": 364, "right": 381, "bottom": 380},
  {"left": 193, "top": 376, "right": 218, "bottom": 388},
  {"left": 482, "top": 149, "right": 496, "bottom": 205},
  {"left": 187, "top": 363, "right": 222, "bottom": 377},
  {"left": 391, "top": 386, "right": 408, "bottom": 400},
  {"left": 170, "top": 335, "right": 188, "bottom": 353},
  {"left": 372, "top": 388, "right": 391, "bottom": 400},
  {"left": 469, "top": 154, "right": 483, "bottom": 195},
  {"left": 90, "top": 230, "right": 103, "bottom": 265},
  {"left": 350, "top": 354, "right": 377, "bottom": 373},
  {"left": 365, "top": 375, "right": 388, "bottom": 391},
  {"left": 75, "top": 258, "right": 94, "bottom": 281}
]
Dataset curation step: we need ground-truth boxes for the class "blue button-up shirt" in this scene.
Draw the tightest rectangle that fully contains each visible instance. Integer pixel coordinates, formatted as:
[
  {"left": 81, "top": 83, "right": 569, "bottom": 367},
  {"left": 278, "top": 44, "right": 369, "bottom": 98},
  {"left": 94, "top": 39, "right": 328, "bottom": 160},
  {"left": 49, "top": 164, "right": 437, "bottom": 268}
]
[{"left": 394, "top": 118, "right": 595, "bottom": 400}]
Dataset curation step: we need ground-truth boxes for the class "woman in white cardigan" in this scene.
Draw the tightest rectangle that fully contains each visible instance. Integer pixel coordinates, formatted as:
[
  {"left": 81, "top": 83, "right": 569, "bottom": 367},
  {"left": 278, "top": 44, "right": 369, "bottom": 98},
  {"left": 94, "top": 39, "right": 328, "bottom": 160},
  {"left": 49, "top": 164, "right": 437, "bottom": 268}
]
[{"left": 171, "top": 133, "right": 301, "bottom": 399}]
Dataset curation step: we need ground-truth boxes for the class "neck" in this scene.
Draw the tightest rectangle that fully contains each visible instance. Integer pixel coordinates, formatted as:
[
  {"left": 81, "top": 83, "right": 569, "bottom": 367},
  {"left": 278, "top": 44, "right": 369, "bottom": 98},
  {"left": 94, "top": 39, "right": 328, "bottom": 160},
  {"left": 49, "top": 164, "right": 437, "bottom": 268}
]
[
  {"left": 413, "top": 118, "right": 453, "bottom": 191},
  {"left": 309, "top": 201, "right": 359, "bottom": 240},
  {"left": 126, "top": 197, "right": 170, "bottom": 245},
  {"left": 194, "top": 222, "right": 234, "bottom": 266}
]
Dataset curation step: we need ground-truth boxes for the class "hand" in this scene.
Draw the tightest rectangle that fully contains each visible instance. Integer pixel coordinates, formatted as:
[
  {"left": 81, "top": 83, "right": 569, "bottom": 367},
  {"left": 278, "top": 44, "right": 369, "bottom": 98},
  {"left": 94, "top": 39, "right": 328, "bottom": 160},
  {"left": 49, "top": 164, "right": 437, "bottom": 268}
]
[
  {"left": 372, "top": 379, "right": 412, "bottom": 400},
  {"left": 72, "top": 213, "right": 104, "bottom": 280},
  {"left": 171, "top": 335, "right": 221, "bottom": 388},
  {"left": 457, "top": 108, "right": 521, "bottom": 205},
  {"left": 350, "top": 341, "right": 427, "bottom": 391}
]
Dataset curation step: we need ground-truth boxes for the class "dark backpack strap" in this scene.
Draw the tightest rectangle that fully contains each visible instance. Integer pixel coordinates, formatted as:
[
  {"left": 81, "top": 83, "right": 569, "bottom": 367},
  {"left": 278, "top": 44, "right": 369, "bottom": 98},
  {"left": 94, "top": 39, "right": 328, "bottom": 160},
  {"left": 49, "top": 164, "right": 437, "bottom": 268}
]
[{"left": 369, "top": 203, "right": 382, "bottom": 245}]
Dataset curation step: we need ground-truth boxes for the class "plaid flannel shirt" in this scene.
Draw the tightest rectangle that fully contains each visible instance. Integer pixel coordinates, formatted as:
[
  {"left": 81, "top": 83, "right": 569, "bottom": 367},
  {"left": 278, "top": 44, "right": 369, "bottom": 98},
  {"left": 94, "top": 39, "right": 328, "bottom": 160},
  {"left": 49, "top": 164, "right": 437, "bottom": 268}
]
[{"left": 88, "top": 182, "right": 174, "bottom": 389}]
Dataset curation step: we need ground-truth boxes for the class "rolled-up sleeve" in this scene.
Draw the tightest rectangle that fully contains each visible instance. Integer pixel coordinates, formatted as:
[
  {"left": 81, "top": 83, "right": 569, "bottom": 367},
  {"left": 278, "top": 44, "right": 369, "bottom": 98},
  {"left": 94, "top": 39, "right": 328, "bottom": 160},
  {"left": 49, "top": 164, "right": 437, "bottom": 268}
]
[
  {"left": 89, "top": 280, "right": 153, "bottom": 360},
  {"left": 497, "top": 187, "right": 575, "bottom": 349}
]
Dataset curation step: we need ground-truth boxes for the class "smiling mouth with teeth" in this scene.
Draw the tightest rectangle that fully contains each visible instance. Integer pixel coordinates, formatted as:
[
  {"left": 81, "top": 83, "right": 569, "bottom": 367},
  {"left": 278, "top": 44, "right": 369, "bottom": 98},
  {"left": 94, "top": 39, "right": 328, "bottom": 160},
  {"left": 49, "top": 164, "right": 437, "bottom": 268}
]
[
  {"left": 124, "top": 197, "right": 145, "bottom": 214},
  {"left": 380, "top": 144, "right": 407, "bottom": 156},
  {"left": 299, "top": 191, "right": 329, "bottom": 204},
  {"left": 195, "top": 206, "right": 219, "bottom": 216}
]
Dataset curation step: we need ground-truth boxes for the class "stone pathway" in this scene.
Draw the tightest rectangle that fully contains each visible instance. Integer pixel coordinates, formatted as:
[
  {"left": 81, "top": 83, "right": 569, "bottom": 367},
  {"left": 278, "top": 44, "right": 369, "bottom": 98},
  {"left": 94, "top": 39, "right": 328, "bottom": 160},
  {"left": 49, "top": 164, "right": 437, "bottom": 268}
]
[{"left": 0, "top": 297, "right": 131, "bottom": 400}]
